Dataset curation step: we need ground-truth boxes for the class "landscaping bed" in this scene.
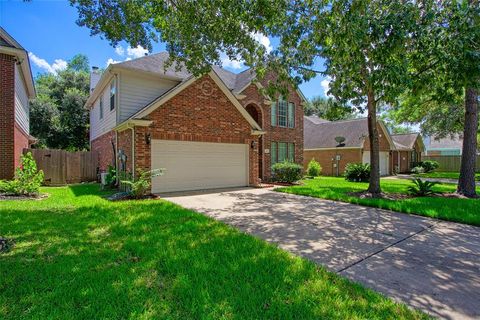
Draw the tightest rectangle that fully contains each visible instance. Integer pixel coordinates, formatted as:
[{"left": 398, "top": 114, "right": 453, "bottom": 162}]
[
  {"left": 0, "top": 183, "right": 427, "bottom": 319},
  {"left": 277, "top": 177, "right": 480, "bottom": 226}
]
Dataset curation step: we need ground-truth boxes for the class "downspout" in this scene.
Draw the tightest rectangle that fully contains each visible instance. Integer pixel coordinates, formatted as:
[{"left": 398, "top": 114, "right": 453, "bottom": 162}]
[{"left": 131, "top": 126, "right": 135, "bottom": 180}]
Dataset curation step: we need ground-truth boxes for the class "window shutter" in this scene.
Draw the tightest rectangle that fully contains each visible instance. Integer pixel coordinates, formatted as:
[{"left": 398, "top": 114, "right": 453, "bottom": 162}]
[
  {"left": 271, "top": 102, "right": 277, "bottom": 126},
  {"left": 110, "top": 80, "right": 116, "bottom": 111},
  {"left": 99, "top": 96, "right": 104, "bottom": 120}
]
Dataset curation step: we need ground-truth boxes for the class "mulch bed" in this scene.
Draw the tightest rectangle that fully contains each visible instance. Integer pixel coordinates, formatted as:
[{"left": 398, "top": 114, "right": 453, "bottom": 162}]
[
  {"left": 0, "top": 193, "right": 49, "bottom": 201},
  {"left": 107, "top": 192, "right": 161, "bottom": 201},
  {"left": 348, "top": 191, "right": 413, "bottom": 200}
]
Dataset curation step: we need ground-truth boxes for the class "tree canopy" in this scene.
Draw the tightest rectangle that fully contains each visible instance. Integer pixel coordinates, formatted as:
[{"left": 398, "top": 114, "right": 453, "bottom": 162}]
[
  {"left": 304, "top": 96, "right": 356, "bottom": 121},
  {"left": 30, "top": 54, "right": 90, "bottom": 151}
]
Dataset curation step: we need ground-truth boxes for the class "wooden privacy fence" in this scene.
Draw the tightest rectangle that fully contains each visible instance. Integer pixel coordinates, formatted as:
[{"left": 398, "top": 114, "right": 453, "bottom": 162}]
[
  {"left": 423, "top": 155, "right": 480, "bottom": 172},
  {"left": 24, "top": 149, "right": 99, "bottom": 186}
]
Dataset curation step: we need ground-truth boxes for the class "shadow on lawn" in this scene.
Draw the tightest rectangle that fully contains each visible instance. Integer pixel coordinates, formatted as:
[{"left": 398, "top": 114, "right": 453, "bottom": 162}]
[{"left": 0, "top": 199, "right": 422, "bottom": 319}]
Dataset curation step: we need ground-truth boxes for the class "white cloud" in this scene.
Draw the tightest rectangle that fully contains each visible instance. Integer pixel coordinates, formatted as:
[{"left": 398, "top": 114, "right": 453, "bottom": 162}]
[
  {"left": 220, "top": 53, "right": 243, "bottom": 70},
  {"left": 106, "top": 58, "right": 121, "bottom": 66},
  {"left": 251, "top": 32, "right": 272, "bottom": 54},
  {"left": 321, "top": 78, "right": 331, "bottom": 97},
  {"left": 28, "top": 52, "right": 67, "bottom": 74},
  {"left": 126, "top": 45, "right": 148, "bottom": 58},
  {"left": 115, "top": 46, "right": 125, "bottom": 56}
]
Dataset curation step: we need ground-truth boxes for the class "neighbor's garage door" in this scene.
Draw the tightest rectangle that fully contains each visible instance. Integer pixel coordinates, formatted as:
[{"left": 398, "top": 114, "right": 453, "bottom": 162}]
[
  {"left": 362, "top": 151, "right": 390, "bottom": 176},
  {"left": 151, "top": 140, "right": 249, "bottom": 193}
]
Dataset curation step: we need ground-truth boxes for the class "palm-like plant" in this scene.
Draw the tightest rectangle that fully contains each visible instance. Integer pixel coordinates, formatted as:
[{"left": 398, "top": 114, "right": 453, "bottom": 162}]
[{"left": 407, "top": 178, "right": 438, "bottom": 197}]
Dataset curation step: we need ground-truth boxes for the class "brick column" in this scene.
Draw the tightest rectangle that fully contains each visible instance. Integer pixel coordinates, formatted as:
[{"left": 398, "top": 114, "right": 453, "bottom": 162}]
[{"left": 0, "top": 54, "right": 15, "bottom": 180}]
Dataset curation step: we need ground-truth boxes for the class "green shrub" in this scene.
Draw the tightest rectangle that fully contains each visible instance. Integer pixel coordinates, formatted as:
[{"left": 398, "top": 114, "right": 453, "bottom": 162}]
[
  {"left": 344, "top": 163, "right": 370, "bottom": 182},
  {"left": 408, "top": 178, "right": 438, "bottom": 196},
  {"left": 105, "top": 165, "right": 117, "bottom": 187},
  {"left": 411, "top": 166, "right": 425, "bottom": 174},
  {"left": 271, "top": 161, "right": 303, "bottom": 183},
  {"left": 1, "top": 152, "right": 44, "bottom": 196},
  {"left": 307, "top": 159, "right": 322, "bottom": 177},
  {"left": 420, "top": 160, "right": 439, "bottom": 173},
  {"left": 121, "top": 168, "right": 165, "bottom": 199}
]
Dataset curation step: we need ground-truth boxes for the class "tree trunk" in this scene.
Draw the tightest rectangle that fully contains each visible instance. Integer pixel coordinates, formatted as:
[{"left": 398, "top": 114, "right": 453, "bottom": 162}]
[
  {"left": 457, "top": 87, "right": 478, "bottom": 197},
  {"left": 367, "top": 89, "right": 381, "bottom": 196}
]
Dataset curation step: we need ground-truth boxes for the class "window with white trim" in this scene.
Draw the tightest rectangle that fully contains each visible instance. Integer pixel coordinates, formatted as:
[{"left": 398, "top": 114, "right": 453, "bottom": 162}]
[
  {"left": 271, "top": 99, "right": 295, "bottom": 128},
  {"left": 110, "top": 80, "right": 116, "bottom": 111}
]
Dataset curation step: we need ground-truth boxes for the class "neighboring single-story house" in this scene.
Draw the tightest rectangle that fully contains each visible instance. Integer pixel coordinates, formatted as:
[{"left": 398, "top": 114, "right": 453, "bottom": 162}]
[
  {"left": 424, "top": 135, "right": 463, "bottom": 156},
  {"left": 391, "top": 133, "right": 425, "bottom": 173},
  {"left": 0, "top": 27, "right": 36, "bottom": 180},
  {"left": 303, "top": 116, "right": 395, "bottom": 176},
  {"left": 86, "top": 52, "right": 306, "bottom": 193}
]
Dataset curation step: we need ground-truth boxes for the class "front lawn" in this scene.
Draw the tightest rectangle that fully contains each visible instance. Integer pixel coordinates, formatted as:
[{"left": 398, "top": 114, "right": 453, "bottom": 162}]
[
  {"left": 277, "top": 177, "right": 480, "bottom": 226},
  {"left": 0, "top": 184, "right": 426, "bottom": 319},
  {"left": 413, "top": 171, "right": 480, "bottom": 180}
]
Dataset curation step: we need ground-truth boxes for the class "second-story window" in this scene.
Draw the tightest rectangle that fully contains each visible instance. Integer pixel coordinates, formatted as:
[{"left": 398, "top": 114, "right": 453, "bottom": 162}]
[
  {"left": 99, "top": 96, "right": 104, "bottom": 120},
  {"left": 278, "top": 100, "right": 288, "bottom": 127},
  {"left": 271, "top": 99, "right": 295, "bottom": 128},
  {"left": 110, "top": 80, "right": 116, "bottom": 111}
]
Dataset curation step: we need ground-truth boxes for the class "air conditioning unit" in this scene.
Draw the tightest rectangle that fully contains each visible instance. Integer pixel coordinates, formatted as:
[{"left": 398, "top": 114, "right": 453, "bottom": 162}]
[{"left": 100, "top": 172, "right": 108, "bottom": 186}]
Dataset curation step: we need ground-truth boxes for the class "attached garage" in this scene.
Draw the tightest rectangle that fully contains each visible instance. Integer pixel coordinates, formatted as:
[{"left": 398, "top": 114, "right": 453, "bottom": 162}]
[
  {"left": 362, "top": 151, "right": 390, "bottom": 176},
  {"left": 151, "top": 140, "right": 249, "bottom": 193}
]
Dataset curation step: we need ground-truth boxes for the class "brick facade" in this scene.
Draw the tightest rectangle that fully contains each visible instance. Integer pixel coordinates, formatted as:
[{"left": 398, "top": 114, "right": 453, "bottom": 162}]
[
  {"left": 91, "top": 131, "right": 116, "bottom": 172},
  {"left": 0, "top": 53, "right": 16, "bottom": 180},
  {"left": 304, "top": 148, "right": 362, "bottom": 176},
  {"left": 238, "top": 74, "right": 304, "bottom": 181},
  {"left": 134, "top": 75, "right": 261, "bottom": 186},
  {"left": 392, "top": 140, "right": 423, "bottom": 173},
  {"left": 14, "top": 123, "right": 30, "bottom": 169}
]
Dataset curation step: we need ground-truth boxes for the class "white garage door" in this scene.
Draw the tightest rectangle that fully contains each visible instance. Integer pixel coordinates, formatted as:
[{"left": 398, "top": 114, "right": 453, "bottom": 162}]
[
  {"left": 151, "top": 140, "right": 249, "bottom": 193},
  {"left": 362, "top": 151, "right": 390, "bottom": 176}
]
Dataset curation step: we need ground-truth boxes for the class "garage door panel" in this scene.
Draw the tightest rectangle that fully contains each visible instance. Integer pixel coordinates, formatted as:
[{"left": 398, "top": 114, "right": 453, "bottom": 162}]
[
  {"left": 151, "top": 140, "right": 248, "bottom": 193},
  {"left": 362, "top": 151, "right": 390, "bottom": 176}
]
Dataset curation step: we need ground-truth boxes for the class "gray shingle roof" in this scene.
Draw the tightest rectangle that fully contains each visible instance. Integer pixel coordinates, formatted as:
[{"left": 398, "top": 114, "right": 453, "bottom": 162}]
[
  {"left": 426, "top": 135, "right": 463, "bottom": 150},
  {"left": 391, "top": 133, "right": 420, "bottom": 150},
  {"left": 115, "top": 52, "right": 192, "bottom": 80},
  {"left": 116, "top": 52, "right": 256, "bottom": 93},
  {"left": 304, "top": 117, "right": 370, "bottom": 149},
  {"left": 305, "top": 115, "right": 330, "bottom": 124}
]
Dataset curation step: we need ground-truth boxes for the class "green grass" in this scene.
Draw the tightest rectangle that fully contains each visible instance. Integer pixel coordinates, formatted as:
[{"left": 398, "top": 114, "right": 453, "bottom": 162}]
[
  {"left": 0, "top": 184, "right": 426, "bottom": 319},
  {"left": 278, "top": 177, "right": 480, "bottom": 226},
  {"left": 413, "top": 171, "right": 480, "bottom": 180}
]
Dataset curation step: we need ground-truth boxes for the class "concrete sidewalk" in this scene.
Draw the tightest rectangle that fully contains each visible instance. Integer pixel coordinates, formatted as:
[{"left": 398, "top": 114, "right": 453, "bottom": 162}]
[{"left": 164, "top": 188, "right": 480, "bottom": 320}]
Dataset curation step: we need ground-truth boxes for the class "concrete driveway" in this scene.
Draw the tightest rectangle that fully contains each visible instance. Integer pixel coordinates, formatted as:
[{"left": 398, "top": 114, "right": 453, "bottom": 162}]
[{"left": 163, "top": 188, "right": 480, "bottom": 320}]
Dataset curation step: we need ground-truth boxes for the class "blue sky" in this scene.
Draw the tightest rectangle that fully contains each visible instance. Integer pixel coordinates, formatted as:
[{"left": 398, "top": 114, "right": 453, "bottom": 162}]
[{"left": 1, "top": 1, "right": 327, "bottom": 99}]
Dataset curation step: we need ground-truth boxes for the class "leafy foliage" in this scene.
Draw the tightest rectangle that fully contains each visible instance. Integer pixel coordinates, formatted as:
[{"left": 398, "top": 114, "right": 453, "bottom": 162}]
[
  {"left": 271, "top": 161, "right": 303, "bottom": 183},
  {"left": 344, "top": 163, "right": 371, "bottom": 182},
  {"left": 304, "top": 97, "right": 356, "bottom": 121},
  {"left": 30, "top": 54, "right": 90, "bottom": 151},
  {"left": 0, "top": 152, "right": 44, "bottom": 196},
  {"left": 420, "top": 160, "right": 440, "bottom": 173},
  {"left": 104, "top": 165, "right": 117, "bottom": 188},
  {"left": 411, "top": 166, "right": 425, "bottom": 175},
  {"left": 407, "top": 178, "right": 438, "bottom": 197},
  {"left": 306, "top": 159, "right": 322, "bottom": 177},
  {"left": 121, "top": 169, "right": 165, "bottom": 199}
]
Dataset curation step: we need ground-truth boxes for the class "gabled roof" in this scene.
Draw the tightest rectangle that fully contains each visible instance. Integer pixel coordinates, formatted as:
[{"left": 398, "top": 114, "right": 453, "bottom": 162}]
[
  {"left": 0, "top": 27, "right": 35, "bottom": 98},
  {"left": 89, "top": 52, "right": 306, "bottom": 104},
  {"left": 391, "top": 133, "right": 424, "bottom": 151},
  {"left": 304, "top": 117, "right": 395, "bottom": 150},
  {"left": 305, "top": 115, "right": 330, "bottom": 124},
  {"left": 128, "top": 70, "right": 264, "bottom": 132}
]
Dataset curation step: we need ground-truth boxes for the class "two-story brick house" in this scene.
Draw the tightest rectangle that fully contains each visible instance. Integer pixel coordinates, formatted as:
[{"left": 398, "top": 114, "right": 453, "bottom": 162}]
[
  {"left": 87, "top": 53, "right": 305, "bottom": 193},
  {"left": 0, "top": 27, "right": 36, "bottom": 180}
]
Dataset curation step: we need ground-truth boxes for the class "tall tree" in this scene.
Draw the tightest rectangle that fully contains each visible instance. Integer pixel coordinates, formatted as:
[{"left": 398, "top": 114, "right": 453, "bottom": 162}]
[
  {"left": 304, "top": 96, "right": 356, "bottom": 121},
  {"left": 70, "top": 0, "right": 425, "bottom": 196},
  {"left": 400, "top": 0, "right": 479, "bottom": 197},
  {"left": 30, "top": 54, "right": 90, "bottom": 151}
]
